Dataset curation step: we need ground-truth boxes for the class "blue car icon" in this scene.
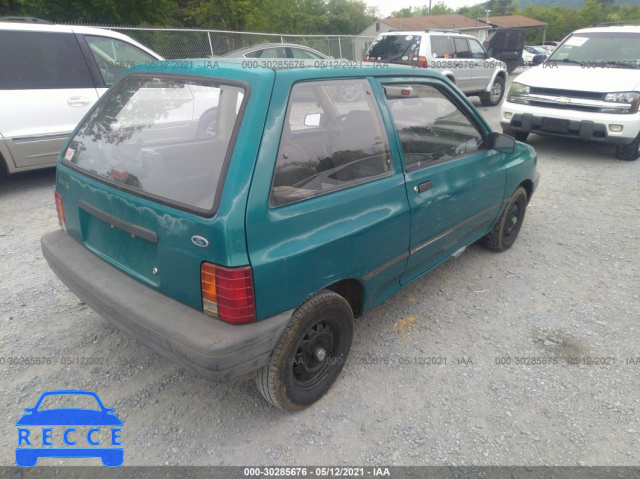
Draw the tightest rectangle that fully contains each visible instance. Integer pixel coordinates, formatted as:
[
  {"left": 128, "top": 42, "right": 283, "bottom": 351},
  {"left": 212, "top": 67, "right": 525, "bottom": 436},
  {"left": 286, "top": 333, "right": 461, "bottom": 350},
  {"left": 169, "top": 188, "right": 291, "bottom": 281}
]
[{"left": 16, "top": 390, "right": 123, "bottom": 467}]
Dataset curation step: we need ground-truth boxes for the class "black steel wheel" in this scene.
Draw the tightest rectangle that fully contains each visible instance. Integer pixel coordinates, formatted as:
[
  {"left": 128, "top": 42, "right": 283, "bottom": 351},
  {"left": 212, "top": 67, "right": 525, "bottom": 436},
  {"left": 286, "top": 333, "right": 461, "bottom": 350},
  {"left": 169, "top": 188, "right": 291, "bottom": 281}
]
[
  {"left": 481, "top": 186, "right": 528, "bottom": 252},
  {"left": 256, "top": 290, "right": 353, "bottom": 411}
]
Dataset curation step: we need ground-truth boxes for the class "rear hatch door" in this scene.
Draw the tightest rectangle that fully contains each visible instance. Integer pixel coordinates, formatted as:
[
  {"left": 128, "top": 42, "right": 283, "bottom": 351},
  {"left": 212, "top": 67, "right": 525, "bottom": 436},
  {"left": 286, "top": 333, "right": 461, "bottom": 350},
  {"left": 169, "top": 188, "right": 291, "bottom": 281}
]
[{"left": 56, "top": 67, "right": 273, "bottom": 311}]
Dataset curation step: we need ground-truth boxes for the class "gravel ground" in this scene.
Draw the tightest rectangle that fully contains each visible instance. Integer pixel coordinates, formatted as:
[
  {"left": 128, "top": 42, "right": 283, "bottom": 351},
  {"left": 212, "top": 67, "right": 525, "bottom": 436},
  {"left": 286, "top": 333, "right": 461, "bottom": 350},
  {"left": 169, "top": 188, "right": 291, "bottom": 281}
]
[{"left": 1, "top": 73, "right": 639, "bottom": 469}]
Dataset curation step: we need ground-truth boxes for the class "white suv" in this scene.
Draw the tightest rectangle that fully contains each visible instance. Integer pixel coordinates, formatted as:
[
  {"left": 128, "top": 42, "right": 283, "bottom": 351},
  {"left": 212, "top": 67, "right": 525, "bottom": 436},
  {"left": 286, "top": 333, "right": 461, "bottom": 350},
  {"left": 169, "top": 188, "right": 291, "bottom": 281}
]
[
  {"left": 0, "top": 20, "right": 162, "bottom": 174},
  {"left": 501, "top": 25, "right": 640, "bottom": 161},
  {"left": 364, "top": 30, "right": 508, "bottom": 106}
]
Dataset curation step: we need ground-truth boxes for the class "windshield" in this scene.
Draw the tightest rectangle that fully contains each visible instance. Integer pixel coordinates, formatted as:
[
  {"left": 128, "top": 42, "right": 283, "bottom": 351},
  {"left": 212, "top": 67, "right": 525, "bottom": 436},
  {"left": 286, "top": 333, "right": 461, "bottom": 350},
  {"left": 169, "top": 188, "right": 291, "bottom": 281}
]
[
  {"left": 37, "top": 394, "right": 101, "bottom": 411},
  {"left": 64, "top": 75, "right": 245, "bottom": 212},
  {"left": 366, "top": 34, "right": 421, "bottom": 62},
  {"left": 549, "top": 32, "right": 640, "bottom": 68}
]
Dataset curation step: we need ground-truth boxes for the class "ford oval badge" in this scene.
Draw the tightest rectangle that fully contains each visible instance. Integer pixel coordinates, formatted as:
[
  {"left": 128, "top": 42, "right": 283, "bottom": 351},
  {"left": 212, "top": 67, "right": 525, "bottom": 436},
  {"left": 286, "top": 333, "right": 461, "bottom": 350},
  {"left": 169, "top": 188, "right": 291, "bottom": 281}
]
[{"left": 191, "top": 235, "right": 209, "bottom": 248}]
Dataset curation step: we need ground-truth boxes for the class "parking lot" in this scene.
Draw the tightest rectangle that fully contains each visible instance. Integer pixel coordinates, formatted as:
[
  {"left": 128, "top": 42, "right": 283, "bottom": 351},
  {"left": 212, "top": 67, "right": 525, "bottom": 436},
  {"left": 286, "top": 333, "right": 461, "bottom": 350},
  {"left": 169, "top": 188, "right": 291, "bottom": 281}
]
[{"left": 1, "top": 72, "right": 639, "bottom": 467}]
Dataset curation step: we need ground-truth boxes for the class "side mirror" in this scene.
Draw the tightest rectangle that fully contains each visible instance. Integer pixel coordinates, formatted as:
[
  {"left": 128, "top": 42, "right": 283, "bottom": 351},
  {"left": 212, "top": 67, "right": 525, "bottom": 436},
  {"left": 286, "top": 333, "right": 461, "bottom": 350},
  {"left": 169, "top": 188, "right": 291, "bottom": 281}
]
[
  {"left": 485, "top": 48, "right": 493, "bottom": 59},
  {"left": 486, "top": 132, "right": 516, "bottom": 153},
  {"left": 304, "top": 113, "right": 322, "bottom": 127},
  {"left": 532, "top": 54, "right": 546, "bottom": 66}
]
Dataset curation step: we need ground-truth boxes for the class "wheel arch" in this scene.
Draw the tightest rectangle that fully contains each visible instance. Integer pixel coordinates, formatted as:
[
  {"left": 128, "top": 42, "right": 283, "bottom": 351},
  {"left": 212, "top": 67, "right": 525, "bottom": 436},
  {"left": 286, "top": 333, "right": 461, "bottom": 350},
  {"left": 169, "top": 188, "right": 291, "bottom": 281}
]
[
  {"left": 0, "top": 151, "right": 9, "bottom": 176},
  {"left": 323, "top": 278, "right": 364, "bottom": 317},
  {"left": 518, "top": 179, "right": 534, "bottom": 203}
]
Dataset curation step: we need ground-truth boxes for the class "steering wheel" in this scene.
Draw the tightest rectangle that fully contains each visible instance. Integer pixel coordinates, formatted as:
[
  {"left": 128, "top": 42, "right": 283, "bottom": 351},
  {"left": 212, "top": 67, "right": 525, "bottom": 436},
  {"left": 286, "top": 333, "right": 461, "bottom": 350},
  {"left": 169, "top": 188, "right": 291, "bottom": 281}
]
[{"left": 322, "top": 114, "right": 349, "bottom": 158}]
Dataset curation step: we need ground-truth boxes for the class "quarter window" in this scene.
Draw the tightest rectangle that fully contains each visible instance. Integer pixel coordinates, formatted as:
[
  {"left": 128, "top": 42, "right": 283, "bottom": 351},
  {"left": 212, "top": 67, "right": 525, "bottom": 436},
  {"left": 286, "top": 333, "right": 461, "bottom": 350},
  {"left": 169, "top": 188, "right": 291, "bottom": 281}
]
[
  {"left": 84, "top": 36, "right": 157, "bottom": 86},
  {"left": 431, "top": 35, "right": 454, "bottom": 58},
  {"left": 383, "top": 83, "right": 483, "bottom": 171},
  {"left": 271, "top": 80, "right": 391, "bottom": 206}
]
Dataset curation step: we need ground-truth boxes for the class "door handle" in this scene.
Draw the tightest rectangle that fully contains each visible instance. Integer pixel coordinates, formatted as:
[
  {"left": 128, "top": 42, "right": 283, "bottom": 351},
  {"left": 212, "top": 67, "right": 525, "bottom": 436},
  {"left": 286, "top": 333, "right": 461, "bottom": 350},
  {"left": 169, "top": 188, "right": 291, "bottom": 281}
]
[
  {"left": 67, "top": 96, "right": 91, "bottom": 107},
  {"left": 414, "top": 181, "right": 433, "bottom": 193}
]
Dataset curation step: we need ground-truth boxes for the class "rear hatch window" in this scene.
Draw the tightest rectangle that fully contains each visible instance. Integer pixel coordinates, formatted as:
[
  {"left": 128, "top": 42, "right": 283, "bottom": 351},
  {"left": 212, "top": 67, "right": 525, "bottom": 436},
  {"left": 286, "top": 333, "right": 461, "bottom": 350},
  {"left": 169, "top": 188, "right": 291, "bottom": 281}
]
[
  {"left": 366, "top": 34, "right": 422, "bottom": 64},
  {"left": 63, "top": 74, "right": 246, "bottom": 214}
]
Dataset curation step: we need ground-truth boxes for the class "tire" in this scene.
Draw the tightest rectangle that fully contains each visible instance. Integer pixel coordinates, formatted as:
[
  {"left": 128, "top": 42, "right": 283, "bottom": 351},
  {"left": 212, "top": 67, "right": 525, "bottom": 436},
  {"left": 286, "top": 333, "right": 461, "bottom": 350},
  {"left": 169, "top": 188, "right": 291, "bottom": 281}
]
[
  {"left": 0, "top": 154, "right": 7, "bottom": 177},
  {"left": 256, "top": 290, "right": 354, "bottom": 411},
  {"left": 480, "top": 76, "right": 505, "bottom": 106},
  {"left": 196, "top": 108, "right": 219, "bottom": 138},
  {"left": 615, "top": 132, "right": 640, "bottom": 161},
  {"left": 502, "top": 128, "right": 529, "bottom": 142},
  {"left": 481, "top": 186, "right": 528, "bottom": 252}
]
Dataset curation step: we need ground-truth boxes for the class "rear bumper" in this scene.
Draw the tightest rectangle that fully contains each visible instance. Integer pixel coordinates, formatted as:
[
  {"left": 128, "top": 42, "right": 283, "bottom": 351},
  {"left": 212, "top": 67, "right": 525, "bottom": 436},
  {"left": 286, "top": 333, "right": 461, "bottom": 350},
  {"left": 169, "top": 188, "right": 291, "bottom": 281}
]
[{"left": 41, "top": 230, "right": 292, "bottom": 382}]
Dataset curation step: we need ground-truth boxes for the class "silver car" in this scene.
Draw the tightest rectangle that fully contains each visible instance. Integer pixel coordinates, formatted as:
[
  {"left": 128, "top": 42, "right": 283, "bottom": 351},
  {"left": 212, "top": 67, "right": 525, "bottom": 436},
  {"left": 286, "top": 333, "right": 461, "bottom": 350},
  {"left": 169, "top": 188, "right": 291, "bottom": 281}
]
[{"left": 0, "top": 20, "right": 162, "bottom": 175}]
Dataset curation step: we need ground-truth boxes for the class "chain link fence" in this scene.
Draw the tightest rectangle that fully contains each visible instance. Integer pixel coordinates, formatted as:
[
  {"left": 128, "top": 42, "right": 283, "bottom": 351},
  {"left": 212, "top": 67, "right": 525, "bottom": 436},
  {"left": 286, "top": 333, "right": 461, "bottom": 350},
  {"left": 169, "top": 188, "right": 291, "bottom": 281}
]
[{"left": 74, "top": 26, "right": 376, "bottom": 61}]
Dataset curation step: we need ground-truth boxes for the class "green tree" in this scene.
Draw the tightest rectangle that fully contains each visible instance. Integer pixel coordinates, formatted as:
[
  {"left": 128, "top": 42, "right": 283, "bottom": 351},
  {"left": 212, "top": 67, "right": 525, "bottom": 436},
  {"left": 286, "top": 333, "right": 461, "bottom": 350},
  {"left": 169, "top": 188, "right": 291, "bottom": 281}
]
[
  {"left": 431, "top": 2, "right": 455, "bottom": 15},
  {"left": 579, "top": 0, "right": 604, "bottom": 27},
  {"left": 1, "top": 0, "right": 177, "bottom": 24}
]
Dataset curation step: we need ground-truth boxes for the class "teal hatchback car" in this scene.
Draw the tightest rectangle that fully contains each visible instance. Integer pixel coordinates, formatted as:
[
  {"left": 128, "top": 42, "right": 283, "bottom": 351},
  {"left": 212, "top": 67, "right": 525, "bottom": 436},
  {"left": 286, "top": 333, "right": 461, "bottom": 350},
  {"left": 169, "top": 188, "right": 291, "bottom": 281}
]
[{"left": 42, "top": 60, "right": 538, "bottom": 411}]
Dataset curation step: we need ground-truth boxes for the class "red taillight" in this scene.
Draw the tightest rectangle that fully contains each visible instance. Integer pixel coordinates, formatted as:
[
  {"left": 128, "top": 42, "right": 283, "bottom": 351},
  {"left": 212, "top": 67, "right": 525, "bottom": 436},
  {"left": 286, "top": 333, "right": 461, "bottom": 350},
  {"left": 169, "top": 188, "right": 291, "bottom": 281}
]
[
  {"left": 54, "top": 190, "right": 66, "bottom": 231},
  {"left": 201, "top": 263, "right": 256, "bottom": 324},
  {"left": 416, "top": 56, "right": 428, "bottom": 68}
]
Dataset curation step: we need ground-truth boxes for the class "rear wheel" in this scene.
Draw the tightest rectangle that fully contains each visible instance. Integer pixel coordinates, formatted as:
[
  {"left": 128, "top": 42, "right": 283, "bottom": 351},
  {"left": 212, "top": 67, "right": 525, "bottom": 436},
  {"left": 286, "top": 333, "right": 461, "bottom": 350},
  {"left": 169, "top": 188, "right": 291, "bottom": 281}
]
[
  {"left": 480, "top": 76, "right": 505, "bottom": 106},
  {"left": 481, "top": 186, "right": 528, "bottom": 252},
  {"left": 256, "top": 290, "right": 353, "bottom": 411},
  {"left": 502, "top": 128, "right": 529, "bottom": 142},
  {"left": 615, "top": 132, "right": 640, "bottom": 161}
]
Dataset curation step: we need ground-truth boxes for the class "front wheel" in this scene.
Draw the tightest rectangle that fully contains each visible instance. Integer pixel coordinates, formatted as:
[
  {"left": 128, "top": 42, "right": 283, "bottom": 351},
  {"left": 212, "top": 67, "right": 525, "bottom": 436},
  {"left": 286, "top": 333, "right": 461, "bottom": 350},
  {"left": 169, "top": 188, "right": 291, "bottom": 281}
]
[
  {"left": 480, "top": 76, "right": 505, "bottom": 106},
  {"left": 256, "top": 290, "right": 353, "bottom": 411},
  {"left": 615, "top": 132, "right": 640, "bottom": 161},
  {"left": 481, "top": 186, "right": 528, "bottom": 252}
]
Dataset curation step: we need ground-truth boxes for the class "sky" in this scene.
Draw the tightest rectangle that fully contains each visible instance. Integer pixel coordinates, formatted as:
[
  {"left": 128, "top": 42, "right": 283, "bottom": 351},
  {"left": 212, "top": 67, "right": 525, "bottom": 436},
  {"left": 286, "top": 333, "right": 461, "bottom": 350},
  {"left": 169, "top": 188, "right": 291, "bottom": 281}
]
[{"left": 366, "top": 0, "right": 483, "bottom": 17}]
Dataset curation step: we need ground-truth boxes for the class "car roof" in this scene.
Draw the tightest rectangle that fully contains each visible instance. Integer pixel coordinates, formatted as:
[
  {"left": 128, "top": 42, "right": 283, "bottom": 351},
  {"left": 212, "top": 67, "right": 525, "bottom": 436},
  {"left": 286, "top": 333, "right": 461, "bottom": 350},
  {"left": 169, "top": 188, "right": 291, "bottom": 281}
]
[
  {"left": 376, "top": 30, "right": 475, "bottom": 39},
  {"left": 572, "top": 25, "right": 640, "bottom": 34},
  {"left": 0, "top": 22, "right": 163, "bottom": 59},
  {"left": 223, "top": 43, "right": 329, "bottom": 58},
  {"left": 130, "top": 58, "right": 450, "bottom": 82}
]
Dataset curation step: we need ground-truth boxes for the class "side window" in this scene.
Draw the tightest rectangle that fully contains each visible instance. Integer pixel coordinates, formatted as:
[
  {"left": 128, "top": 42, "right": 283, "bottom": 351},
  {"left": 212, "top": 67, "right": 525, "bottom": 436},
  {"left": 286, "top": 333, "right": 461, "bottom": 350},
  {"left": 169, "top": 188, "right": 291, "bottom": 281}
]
[
  {"left": 271, "top": 80, "right": 391, "bottom": 206},
  {"left": 291, "top": 48, "right": 324, "bottom": 59},
  {"left": 383, "top": 83, "right": 483, "bottom": 171},
  {"left": 258, "top": 48, "right": 287, "bottom": 58},
  {"left": 468, "top": 39, "right": 486, "bottom": 59},
  {"left": 453, "top": 38, "right": 471, "bottom": 58},
  {"left": 0, "top": 31, "right": 93, "bottom": 90},
  {"left": 84, "top": 35, "right": 156, "bottom": 86},
  {"left": 430, "top": 35, "right": 454, "bottom": 58}
]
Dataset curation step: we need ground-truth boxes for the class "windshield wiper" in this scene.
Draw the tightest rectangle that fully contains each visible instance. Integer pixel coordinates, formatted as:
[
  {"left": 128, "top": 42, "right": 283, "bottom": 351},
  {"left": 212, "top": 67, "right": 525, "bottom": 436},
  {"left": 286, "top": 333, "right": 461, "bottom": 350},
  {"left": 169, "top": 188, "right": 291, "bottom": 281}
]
[{"left": 551, "top": 58, "right": 582, "bottom": 65}]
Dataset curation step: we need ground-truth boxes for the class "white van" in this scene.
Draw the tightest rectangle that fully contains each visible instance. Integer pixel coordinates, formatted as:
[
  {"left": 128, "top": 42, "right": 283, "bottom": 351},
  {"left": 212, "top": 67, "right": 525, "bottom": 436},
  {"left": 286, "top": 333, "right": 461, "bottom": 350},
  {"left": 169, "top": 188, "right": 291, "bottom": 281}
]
[{"left": 0, "top": 19, "right": 162, "bottom": 174}]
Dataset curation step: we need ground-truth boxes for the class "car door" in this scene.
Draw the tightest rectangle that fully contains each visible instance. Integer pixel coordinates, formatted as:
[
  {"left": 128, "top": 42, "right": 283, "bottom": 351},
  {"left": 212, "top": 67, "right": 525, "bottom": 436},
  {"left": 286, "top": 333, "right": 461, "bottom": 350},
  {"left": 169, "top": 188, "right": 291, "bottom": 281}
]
[
  {"left": 0, "top": 29, "right": 99, "bottom": 170},
  {"left": 246, "top": 76, "right": 411, "bottom": 317},
  {"left": 378, "top": 80, "right": 506, "bottom": 285},
  {"left": 452, "top": 37, "right": 474, "bottom": 92},
  {"left": 468, "top": 37, "right": 491, "bottom": 91}
]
